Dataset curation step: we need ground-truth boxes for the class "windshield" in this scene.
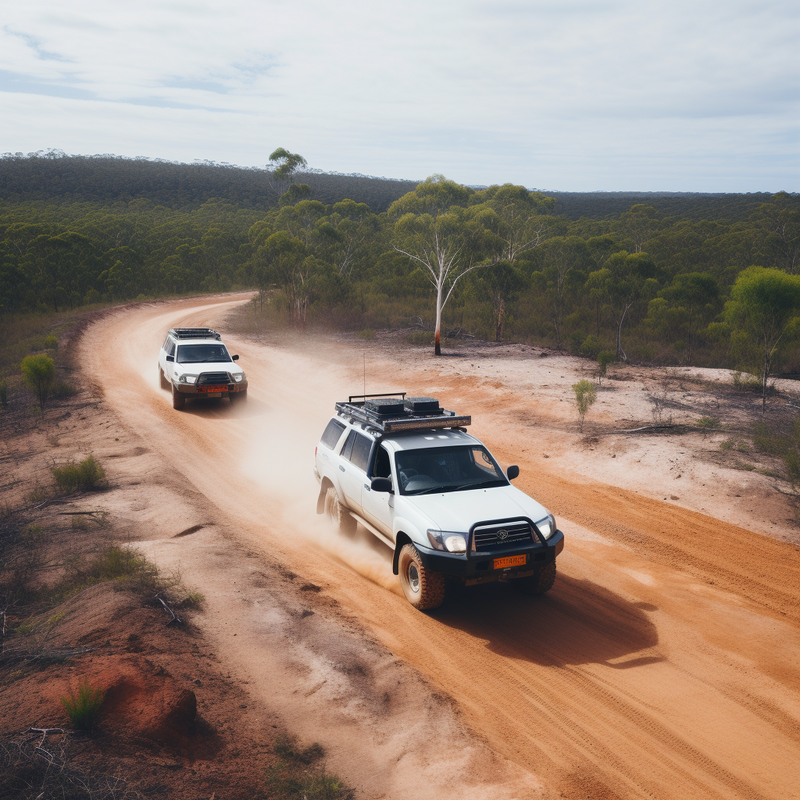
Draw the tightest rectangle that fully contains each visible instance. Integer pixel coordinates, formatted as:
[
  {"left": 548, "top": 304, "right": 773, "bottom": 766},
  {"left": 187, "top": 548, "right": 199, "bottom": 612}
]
[
  {"left": 395, "top": 445, "right": 508, "bottom": 495},
  {"left": 176, "top": 344, "right": 232, "bottom": 364}
]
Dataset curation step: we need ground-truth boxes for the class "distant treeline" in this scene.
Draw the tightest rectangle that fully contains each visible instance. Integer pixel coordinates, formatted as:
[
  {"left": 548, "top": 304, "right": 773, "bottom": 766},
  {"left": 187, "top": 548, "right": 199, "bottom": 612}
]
[
  {"left": 0, "top": 152, "right": 797, "bottom": 377},
  {"left": 0, "top": 151, "right": 774, "bottom": 222}
]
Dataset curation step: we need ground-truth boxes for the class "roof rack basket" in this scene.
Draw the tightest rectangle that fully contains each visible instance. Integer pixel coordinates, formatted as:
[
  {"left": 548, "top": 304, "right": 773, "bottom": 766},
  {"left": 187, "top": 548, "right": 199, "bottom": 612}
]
[
  {"left": 169, "top": 328, "right": 222, "bottom": 341},
  {"left": 335, "top": 392, "right": 471, "bottom": 434}
]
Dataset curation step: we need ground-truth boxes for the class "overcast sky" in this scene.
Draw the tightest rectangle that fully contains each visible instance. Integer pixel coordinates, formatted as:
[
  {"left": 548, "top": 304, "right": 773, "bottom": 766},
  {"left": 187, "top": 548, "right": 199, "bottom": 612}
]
[{"left": 1, "top": 0, "right": 797, "bottom": 192}]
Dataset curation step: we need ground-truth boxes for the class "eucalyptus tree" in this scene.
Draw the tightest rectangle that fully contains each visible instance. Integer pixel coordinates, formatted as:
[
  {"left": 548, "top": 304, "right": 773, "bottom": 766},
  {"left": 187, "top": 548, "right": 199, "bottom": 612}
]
[
  {"left": 389, "top": 176, "right": 480, "bottom": 355},
  {"left": 723, "top": 266, "right": 800, "bottom": 412},
  {"left": 586, "top": 251, "right": 660, "bottom": 361},
  {"left": 314, "top": 199, "right": 378, "bottom": 279},
  {"left": 254, "top": 230, "right": 317, "bottom": 326},
  {"left": 616, "top": 204, "right": 661, "bottom": 253},
  {"left": 267, "top": 148, "right": 311, "bottom": 205},
  {"left": 647, "top": 272, "right": 721, "bottom": 362}
]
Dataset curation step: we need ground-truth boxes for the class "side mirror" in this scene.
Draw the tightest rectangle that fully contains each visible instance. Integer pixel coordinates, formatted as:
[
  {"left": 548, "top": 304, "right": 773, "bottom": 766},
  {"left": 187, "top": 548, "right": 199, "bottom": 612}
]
[
  {"left": 507, "top": 465, "right": 520, "bottom": 481},
  {"left": 232, "top": 354, "right": 239, "bottom": 361},
  {"left": 166, "top": 355, "right": 174, "bottom": 362},
  {"left": 371, "top": 477, "right": 393, "bottom": 493}
]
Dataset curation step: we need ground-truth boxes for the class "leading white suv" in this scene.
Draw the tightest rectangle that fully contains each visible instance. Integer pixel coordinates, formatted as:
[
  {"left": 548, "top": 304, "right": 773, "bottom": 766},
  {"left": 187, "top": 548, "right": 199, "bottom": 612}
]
[
  {"left": 314, "top": 393, "right": 564, "bottom": 610},
  {"left": 158, "top": 328, "right": 248, "bottom": 410}
]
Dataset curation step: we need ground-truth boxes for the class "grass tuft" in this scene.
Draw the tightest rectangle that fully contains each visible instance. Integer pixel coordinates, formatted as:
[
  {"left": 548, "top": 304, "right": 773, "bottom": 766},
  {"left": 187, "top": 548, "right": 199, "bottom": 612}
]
[
  {"left": 52, "top": 455, "right": 106, "bottom": 493},
  {"left": 61, "top": 679, "right": 105, "bottom": 731}
]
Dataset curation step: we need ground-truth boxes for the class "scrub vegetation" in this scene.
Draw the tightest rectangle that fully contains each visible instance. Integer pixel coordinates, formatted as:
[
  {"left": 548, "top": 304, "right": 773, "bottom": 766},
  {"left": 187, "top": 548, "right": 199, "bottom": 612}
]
[{"left": 1, "top": 149, "right": 798, "bottom": 376}]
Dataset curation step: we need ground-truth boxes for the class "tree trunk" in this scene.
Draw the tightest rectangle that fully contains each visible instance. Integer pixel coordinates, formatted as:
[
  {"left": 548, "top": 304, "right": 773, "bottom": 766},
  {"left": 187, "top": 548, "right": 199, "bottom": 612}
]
[
  {"left": 434, "top": 283, "right": 443, "bottom": 356},
  {"left": 616, "top": 303, "right": 632, "bottom": 361}
]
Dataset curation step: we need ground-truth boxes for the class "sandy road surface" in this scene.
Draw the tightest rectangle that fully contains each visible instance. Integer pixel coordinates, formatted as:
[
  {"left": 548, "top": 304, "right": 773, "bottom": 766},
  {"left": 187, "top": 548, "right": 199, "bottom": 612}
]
[{"left": 81, "top": 296, "right": 799, "bottom": 800}]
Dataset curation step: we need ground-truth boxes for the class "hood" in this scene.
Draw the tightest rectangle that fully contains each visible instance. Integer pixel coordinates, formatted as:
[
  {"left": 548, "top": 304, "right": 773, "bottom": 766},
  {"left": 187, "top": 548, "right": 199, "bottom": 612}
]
[
  {"left": 407, "top": 485, "right": 549, "bottom": 532},
  {"left": 175, "top": 362, "right": 244, "bottom": 377}
]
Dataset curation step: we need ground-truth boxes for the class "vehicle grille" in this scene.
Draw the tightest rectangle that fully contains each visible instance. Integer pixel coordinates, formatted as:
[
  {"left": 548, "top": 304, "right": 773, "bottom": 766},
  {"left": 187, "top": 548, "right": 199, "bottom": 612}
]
[
  {"left": 197, "top": 372, "right": 230, "bottom": 385},
  {"left": 473, "top": 520, "right": 533, "bottom": 551}
]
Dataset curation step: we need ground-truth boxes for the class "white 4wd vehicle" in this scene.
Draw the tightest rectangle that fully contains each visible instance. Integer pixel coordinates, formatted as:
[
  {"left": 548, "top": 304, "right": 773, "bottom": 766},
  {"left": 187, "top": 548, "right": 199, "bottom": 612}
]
[
  {"left": 314, "top": 393, "right": 564, "bottom": 610},
  {"left": 158, "top": 328, "right": 248, "bottom": 410}
]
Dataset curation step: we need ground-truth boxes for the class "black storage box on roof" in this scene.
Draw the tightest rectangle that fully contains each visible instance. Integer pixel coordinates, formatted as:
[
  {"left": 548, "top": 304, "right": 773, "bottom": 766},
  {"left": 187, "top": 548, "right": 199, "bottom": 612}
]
[
  {"left": 365, "top": 398, "right": 406, "bottom": 417},
  {"left": 404, "top": 397, "right": 440, "bottom": 414}
]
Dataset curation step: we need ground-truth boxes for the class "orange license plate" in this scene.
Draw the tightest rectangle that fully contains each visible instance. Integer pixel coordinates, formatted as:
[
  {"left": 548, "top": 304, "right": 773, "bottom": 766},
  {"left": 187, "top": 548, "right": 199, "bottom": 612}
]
[
  {"left": 199, "top": 385, "right": 228, "bottom": 393},
  {"left": 494, "top": 554, "right": 527, "bottom": 570}
]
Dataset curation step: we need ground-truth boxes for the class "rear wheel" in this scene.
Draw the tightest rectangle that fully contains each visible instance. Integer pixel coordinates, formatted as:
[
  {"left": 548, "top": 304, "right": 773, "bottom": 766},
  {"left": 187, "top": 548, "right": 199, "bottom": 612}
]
[
  {"left": 398, "top": 544, "right": 446, "bottom": 610},
  {"left": 515, "top": 561, "right": 556, "bottom": 595},
  {"left": 171, "top": 385, "right": 186, "bottom": 410},
  {"left": 324, "top": 487, "right": 356, "bottom": 536}
]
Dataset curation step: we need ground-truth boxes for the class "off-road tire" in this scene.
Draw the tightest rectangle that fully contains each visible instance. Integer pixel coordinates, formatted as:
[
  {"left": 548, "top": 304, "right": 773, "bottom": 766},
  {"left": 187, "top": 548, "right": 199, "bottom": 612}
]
[
  {"left": 172, "top": 385, "right": 186, "bottom": 410},
  {"left": 324, "top": 487, "right": 356, "bottom": 536},
  {"left": 230, "top": 389, "right": 247, "bottom": 404},
  {"left": 159, "top": 367, "right": 169, "bottom": 390},
  {"left": 515, "top": 561, "right": 556, "bottom": 595},
  {"left": 398, "top": 544, "right": 446, "bottom": 610}
]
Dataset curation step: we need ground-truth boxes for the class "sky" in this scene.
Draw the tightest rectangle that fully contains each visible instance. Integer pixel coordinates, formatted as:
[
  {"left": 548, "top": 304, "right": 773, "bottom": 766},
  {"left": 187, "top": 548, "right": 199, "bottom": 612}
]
[{"left": 0, "top": 0, "right": 797, "bottom": 193}]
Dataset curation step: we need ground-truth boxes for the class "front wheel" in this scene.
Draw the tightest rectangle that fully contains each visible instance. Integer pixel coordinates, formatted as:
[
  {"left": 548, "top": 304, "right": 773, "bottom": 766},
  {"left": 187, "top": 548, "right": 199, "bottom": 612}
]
[
  {"left": 159, "top": 367, "right": 169, "bottom": 390},
  {"left": 230, "top": 389, "right": 247, "bottom": 404},
  {"left": 515, "top": 561, "right": 556, "bottom": 595},
  {"left": 324, "top": 487, "right": 356, "bottom": 536},
  {"left": 398, "top": 544, "right": 446, "bottom": 610},
  {"left": 172, "top": 385, "right": 186, "bottom": 410}
]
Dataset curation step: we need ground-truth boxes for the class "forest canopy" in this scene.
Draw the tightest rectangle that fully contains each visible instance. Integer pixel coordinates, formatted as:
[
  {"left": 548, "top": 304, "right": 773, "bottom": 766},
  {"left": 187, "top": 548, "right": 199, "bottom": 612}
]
[{"left": 1, "top": 151, "right": 797, "bottom": 377}]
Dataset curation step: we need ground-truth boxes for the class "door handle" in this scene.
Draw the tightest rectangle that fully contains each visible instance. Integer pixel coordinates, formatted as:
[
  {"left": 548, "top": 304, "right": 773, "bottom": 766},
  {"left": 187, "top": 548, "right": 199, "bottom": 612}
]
[{"left": 339, "top": 465, "right": 345, "bottom": 472}]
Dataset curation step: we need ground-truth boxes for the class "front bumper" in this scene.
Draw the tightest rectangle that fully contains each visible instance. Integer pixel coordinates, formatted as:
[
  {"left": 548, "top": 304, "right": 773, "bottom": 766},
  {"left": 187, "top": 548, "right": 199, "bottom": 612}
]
[
  {"left": 415, "top": 528, "right": 564, "bottom": 583},
  {"left": 174, "top": 379, "right": 248, "bottom": 396}
]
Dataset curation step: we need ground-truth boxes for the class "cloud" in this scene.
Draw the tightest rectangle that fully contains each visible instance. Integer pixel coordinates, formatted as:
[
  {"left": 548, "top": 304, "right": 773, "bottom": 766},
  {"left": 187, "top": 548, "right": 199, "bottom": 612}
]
[{"left": 0, "top": 0, "right": 797, "bottom": 191}]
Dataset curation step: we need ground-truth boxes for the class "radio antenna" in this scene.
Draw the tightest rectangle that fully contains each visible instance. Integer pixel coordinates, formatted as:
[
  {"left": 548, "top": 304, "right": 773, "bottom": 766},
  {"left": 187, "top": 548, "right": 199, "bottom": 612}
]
[{"left": 363, "top": 351, "right": 366, "bottom": 395}]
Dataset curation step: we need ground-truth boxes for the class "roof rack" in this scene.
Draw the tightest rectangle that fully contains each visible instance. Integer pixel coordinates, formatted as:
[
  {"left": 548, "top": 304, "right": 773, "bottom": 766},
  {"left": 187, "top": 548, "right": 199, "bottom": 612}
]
[
  {"left": 335, "top": 392, "right": 471, "bottom": 434},
  {"left": 168, "top": 328, "right": 222, "bottom": 341}
]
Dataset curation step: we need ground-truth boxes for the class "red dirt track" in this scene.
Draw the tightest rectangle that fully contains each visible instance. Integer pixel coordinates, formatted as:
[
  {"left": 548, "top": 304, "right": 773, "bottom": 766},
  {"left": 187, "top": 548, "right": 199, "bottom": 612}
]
[{"left": 80, "top": 295, "right": 799, "bottom": 800}]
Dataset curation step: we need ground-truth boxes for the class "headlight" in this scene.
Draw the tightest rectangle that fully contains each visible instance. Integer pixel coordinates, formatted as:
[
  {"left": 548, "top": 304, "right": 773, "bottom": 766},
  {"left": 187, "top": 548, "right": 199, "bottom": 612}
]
[
  {"left": 180, "top": 374, "right": 198, "bottom": 384},
  {"left": 233, "top": 373, "right": 245, "bottom": 383},
  {"left": 427, "top": 530, "right": 468, "bottom": 553},
  {"left": 535, "top": 514, "right": 557, "bottom": 540}
]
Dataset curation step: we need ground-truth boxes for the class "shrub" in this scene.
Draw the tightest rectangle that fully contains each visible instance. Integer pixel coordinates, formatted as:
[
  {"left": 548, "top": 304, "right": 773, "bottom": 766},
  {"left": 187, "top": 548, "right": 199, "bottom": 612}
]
[
  {"left": 355, "top": 329, "right": 375, "bottom": 340},
  {"left": 0, "top": 379, "right": 7, "bottom": 409},
  {"left": 61, "top": 680, "right": 105, "bottom": 731},
  {"left": 697, "top": 416, "right": 721, "bottom": 430},
  {"left": 580, "top": 334, "right": 602, "bottom": 359},
  {"left": 20, "top": 354, "right": 55, "bottom": 410},
  {"left": 572, "top": 380, "right": 597, "bottom": 433},
  {"left": 597, "top": 350, "right": 615, "bottom": 378},
  {"left": 52, "top": 455, "right": 105, "bottom": 493}
]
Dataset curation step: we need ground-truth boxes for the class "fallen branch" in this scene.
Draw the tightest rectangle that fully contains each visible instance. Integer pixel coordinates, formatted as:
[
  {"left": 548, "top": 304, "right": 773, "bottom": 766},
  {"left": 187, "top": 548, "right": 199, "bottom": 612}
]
[
  {"left": 594, "top": 424, "right": 680, "bottom": 437},
  {"left": 155, "top": 594, "right": 182, "bottom": 625}
]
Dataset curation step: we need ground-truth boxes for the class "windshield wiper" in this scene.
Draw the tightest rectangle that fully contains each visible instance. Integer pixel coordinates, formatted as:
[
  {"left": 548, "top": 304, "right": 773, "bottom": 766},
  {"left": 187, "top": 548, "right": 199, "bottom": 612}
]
[{"left": 454, "top": 479, "right": 506, "bottom": 491}]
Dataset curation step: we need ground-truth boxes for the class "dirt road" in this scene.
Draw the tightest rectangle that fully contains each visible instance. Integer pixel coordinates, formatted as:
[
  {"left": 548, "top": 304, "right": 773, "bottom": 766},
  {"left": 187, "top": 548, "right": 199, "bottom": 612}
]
[{"left": 80, "top": 296, "right": 799, "bottom": 800}]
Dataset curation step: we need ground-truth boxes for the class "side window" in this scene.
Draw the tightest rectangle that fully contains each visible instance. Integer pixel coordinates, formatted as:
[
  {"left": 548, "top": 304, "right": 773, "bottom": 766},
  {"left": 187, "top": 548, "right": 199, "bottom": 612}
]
[
  {"left": 341, "top": 431, "right": 372, "bottom": 472},
  {"left": 162, "top": 336, "right": 171, "bottom": 352},
  {"left": 167, "top": 338, "right": 176, "bottom": 357},
  {"left": 320, "top": 419, "right": 346, "bottom": 449},
  {"left": 371, "top": 445, "right": 392, "bottom": 478}
]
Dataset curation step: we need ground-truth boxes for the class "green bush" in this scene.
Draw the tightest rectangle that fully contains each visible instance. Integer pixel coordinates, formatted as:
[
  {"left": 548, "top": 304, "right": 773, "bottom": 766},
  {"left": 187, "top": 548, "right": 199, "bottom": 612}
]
[
  {"left": 573, "top": 379, "right": 598, "bottom": 432},
  {"left": 697, "top": 416, "right": 721, "bottom": 430},
  {"left": 61, "top": 680, "right": 105, "bottom": 731},
  {"left": 597, "top": 350, "right": 616, "bottom": 377},
  {"left": 20, "top": 354, "right": 55, "bottom": 410},
  {"left": 580, "top": 334, "right": 602, "bottom": 359},
  {"left": 52, "top": 455, "right": 106, "bottom": 493},
  {"left": 0, "top": 379, "right": 7, "bottom": 409},
  {"left": 355, "top": 329, "right": 375, "bottom": 340}
]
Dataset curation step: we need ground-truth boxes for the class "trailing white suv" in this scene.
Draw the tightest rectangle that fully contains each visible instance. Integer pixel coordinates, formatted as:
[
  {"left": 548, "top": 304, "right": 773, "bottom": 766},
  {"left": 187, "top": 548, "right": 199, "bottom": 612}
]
[
  {"left": 314, "top": 393, "right": 564, "bottom": 610},
  {"left": 157, "top": 328, "right": 248, "bottom": 410}
]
